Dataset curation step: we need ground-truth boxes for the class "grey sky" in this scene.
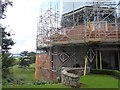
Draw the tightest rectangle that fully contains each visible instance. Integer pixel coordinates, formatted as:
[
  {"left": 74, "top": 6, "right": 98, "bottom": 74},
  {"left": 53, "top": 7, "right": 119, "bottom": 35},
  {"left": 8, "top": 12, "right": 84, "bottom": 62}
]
[{"left": 1, "top": 0, "right": 119, "bottom": 54}]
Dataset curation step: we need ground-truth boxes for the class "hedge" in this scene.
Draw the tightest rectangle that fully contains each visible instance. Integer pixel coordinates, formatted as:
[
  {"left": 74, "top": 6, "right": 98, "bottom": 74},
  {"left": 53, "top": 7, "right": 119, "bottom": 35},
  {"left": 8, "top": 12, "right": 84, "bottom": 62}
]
[{"left": 90, "top": 69, "right": 120, "bottom": 80}]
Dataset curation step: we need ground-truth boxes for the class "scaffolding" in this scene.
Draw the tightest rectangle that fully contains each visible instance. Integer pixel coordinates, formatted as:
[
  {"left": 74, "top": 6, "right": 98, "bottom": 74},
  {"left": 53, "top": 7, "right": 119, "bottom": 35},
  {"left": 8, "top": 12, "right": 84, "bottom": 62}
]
[
  {"left": 37, "top": 1, "right": 119, "bottom": 48},
  {"left": 36, "top": 0, "right": 120, "bottom": 80},
  {"left": 35, "top": 7, "right": 61, "bottom": 80},
  {"left": 36, "top": 8, "right": 60, "bottom": 49}
]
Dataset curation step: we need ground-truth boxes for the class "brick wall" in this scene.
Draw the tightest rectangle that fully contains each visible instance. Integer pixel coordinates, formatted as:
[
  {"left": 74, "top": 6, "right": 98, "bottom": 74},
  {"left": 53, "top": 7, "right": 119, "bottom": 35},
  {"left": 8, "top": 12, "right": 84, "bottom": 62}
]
[{"left": 35, "top": 54, "right": 57, "bottom": 81}]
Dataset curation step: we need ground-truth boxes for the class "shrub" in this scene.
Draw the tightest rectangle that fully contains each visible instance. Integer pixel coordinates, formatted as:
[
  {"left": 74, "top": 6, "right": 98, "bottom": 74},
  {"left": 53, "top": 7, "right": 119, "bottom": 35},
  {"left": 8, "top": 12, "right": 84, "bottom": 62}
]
[
  {"left": 3, "top": 74, "right": 14, "bottom": 84},
  {"left": 6, "top": 77, "right": 14, "bottom": 83},
  {"left": 33, "top": 80, "right": 49, "bottom": 85},
  {"left": 3, "top": 74, "right": 26, "bottom": 85},
  {"left": 90, "top": 69, "right": 120, "bottom": 79},
  {"left": 2, "top": 79, "right": 9, "bottom": 85},
  {"left": 49, "top": 80, "right": 58, "bottom": 84},
  {"left": 13, "top": 77, "right": 26, "bottom": 85}
]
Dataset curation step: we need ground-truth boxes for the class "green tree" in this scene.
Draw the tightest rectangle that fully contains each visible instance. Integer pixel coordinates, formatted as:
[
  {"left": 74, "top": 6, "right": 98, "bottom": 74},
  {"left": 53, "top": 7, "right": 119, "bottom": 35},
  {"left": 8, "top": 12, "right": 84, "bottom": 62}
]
[
  {"left": 1, "top": 26, "right": 15, "bottom": 76},
  {"left": 19, "top": 51, "right": 36, "bottom": 67},
  {"left": 28, "top": 51, "right": 36, "bottom": 64},
  {"left": 19, "top": 51, "right": 30, "bottom": 68},
  {"left": 2, "top": 53, "right": 15, "bottom": 69},
  {"left": 0, "top": 0, "right": 15, "bottom": 77},
  {"left": 0, "top": 0, "right": 12, "bottom": 19},
  {"left": 1, "top": 27, "right": 14, "bottom": 53}
]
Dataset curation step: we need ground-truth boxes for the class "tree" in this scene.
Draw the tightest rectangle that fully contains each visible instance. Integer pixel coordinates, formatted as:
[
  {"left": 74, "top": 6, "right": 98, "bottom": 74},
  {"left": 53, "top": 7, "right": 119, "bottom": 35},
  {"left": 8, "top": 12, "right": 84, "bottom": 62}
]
[
  {"left": 0, "top": 0, "right": 15, "bottom": 76},
  {"left": 19, "top": 51, "right": 36, "bottom": 67},
  {"left": 1, "top": 25, "right": 15, "bottom": 76},
  {"left": 0, "top": 0, "right": 12, "bottom": 19},
  {"left": 28, "top": 51, "right": 36, "bottom": 63},
  {"left": 2, "top": 52, "right": 15, "bottom": 69},
  {"left": 1, "top": 26, "right": 14, "bottom": 53},
  {"left": 19, "top": 51, "right": 30, "bottom": 68}
]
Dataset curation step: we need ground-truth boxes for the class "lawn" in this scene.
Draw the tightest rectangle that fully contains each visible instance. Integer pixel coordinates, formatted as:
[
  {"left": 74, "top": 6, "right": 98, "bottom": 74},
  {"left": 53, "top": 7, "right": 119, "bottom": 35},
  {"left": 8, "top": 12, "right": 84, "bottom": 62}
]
[
  {"left": 2, "top": 64, "right": 35, "bottom": 86},
  {"left": 3, "top": 84, "right": 70, "bottom": 88},
  {"left": 80, "top": 75, "right": 119, "bottom": 88},
  {"left": 3, "top": 64, "right": 70, "bottom": 88},
  {"left": 11, "top": 64, "right": 35, "bottom": 81},
  {"left": 2, "top": 64, "right": 119, "bottom": 88}
]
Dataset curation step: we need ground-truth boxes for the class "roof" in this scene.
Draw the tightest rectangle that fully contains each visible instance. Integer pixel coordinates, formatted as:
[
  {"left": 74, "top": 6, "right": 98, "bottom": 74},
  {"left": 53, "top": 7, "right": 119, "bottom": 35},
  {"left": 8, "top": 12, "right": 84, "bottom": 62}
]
[
  {"left": 62, "top": 5, "right": 115, "bottom": 17},
  {"left": 62, "top": 6, "right": 92, "bottom": 16}
]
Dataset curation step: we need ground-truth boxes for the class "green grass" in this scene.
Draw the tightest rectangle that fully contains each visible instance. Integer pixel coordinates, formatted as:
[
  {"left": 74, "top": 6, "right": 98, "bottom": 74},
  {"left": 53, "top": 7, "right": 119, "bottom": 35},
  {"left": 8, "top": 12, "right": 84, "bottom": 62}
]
[
  {"left": 3, "top": 84, "right": 70, "bottom": 88},
  {"left": 11, "top": 64, "right": 35, "bottom": 82},
  {"left": 80, "top": 75, "right": 119, "bottom": 88},
  {"left": 3, "top": 64, "right": 119, "bottom": 88},
  {"left": 30, "top": 64, "right": 35, "bottom": 68},
  {"left": 3, "top": 64, "right": 69, "bottom": 88}
]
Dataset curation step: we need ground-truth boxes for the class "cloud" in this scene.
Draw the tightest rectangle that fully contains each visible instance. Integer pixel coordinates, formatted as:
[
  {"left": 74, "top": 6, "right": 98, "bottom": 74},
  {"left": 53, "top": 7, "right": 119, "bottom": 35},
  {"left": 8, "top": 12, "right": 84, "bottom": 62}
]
[
  {"left": 2, "top": 0, "right": 42, "bottom": 53},
  {"left": 1, "top": 0, "right": 62, "bottom": 53},
  {"left": 5, "top": 0, "right": 118, "bottom": 53}
]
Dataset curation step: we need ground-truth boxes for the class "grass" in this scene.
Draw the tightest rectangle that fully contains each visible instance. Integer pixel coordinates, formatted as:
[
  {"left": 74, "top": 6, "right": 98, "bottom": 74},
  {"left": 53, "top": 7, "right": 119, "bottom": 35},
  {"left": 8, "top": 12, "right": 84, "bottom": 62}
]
[
  {"left": 11, "top": 64, "right": 35, "bottom": 82},
  {"left": 3, "top": 64, "right": 69, "bottom": 88},
  {"left": 80, "top": 75, "right": 119, "bottom": 88},
  {"left": 3, "top": 84, "right": 70, "bottom": 88},
  {"left": 2, "top": 64, "right": 119, "bottom": 88}
]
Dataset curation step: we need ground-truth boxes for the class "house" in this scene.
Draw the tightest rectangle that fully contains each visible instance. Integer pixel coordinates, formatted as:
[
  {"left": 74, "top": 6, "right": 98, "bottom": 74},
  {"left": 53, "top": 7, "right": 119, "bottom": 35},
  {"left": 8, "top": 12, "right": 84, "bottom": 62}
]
[{"left": 35, "top": 3, "right": 120, "bottom": 81}]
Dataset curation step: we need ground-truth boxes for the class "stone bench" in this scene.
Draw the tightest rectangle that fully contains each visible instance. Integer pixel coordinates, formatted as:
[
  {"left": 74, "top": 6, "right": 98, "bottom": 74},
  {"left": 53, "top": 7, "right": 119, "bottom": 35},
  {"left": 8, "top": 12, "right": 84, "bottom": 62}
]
[{"left": 61, "top": 67, "right": 90, "bottom": 88}]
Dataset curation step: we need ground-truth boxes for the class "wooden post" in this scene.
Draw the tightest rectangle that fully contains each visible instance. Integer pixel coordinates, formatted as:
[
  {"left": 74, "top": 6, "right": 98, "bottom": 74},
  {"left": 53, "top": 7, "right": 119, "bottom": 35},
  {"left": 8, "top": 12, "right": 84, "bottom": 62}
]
[
  {"left": 84, "top": 56, "right": 88, "bottom": 76},
  {"left": 96, "top": 51, "right": 98, "bottom": 69},
  {"left": 100, "top": 50, "right": 102, "bottom": 70}
]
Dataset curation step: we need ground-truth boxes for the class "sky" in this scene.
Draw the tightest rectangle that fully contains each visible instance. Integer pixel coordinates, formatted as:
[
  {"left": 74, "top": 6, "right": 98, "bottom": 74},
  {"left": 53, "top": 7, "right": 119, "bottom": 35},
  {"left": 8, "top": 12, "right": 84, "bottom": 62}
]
[
  {"left": 1, "top": 0, "right": 47, "bottom": 54},
  {"left": 1, "top": 0, "right": 119, "bottom": 54},
  {"left": 1, "top": 0, "right": 62, "bottom": 54}
]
